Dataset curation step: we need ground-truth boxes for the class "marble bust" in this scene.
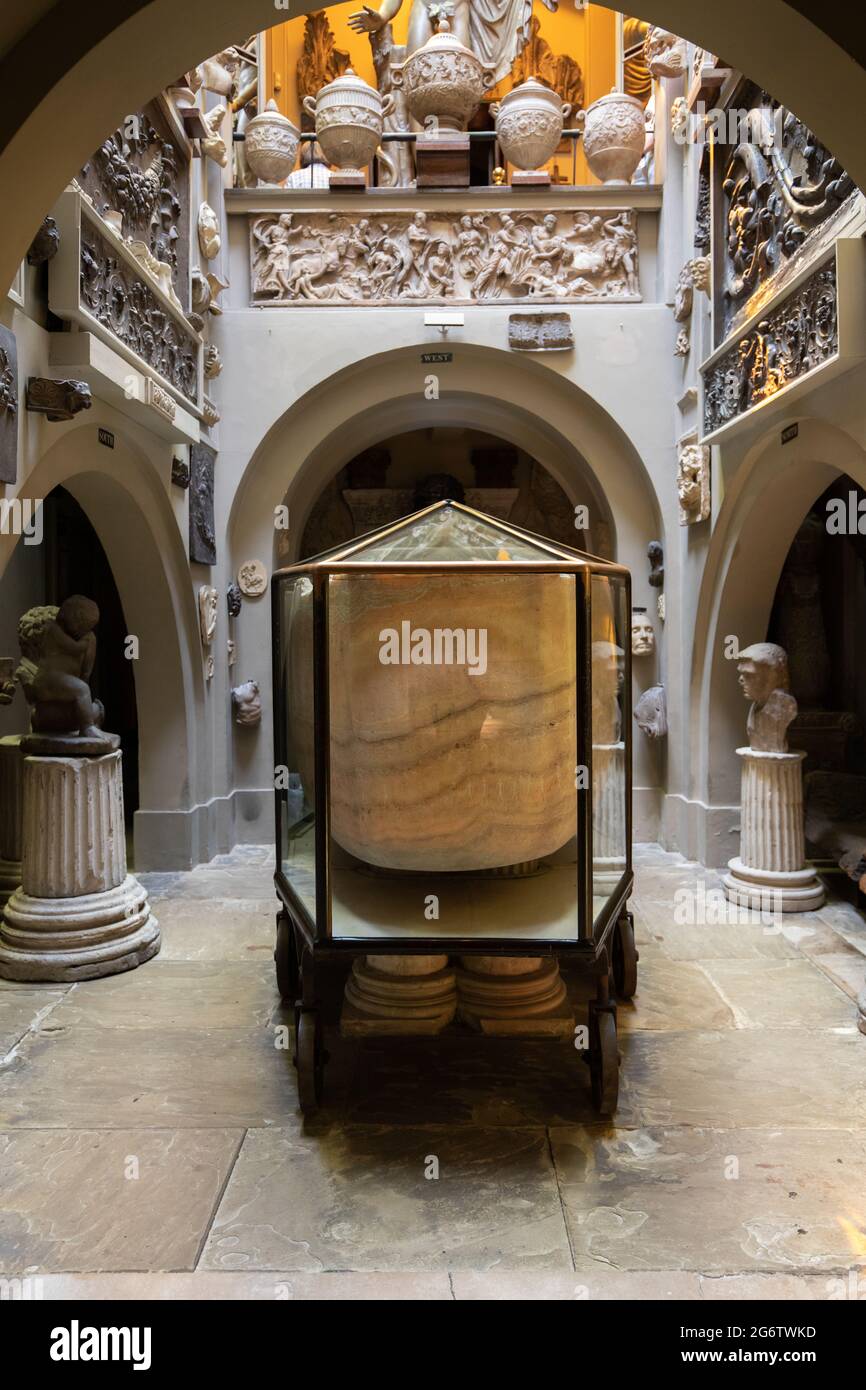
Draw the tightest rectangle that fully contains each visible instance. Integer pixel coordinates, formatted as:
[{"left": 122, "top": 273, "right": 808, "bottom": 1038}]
[
  {"left": 18, "top": 596, "right": 119, "bottom": 755},
  {"left": 737, "top": 642, "right": 797, "bottom": 752}
]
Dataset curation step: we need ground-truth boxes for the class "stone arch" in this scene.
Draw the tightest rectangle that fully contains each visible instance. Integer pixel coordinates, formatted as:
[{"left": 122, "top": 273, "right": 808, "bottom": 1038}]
[
  {"left": 0, "top": 419, "right": 204, "bottom": 867},
  {"left": 226, "top": 341, "right": 666, "bottom": 840},
  {"left": 686, "top": 416, "right": 866, "bottom": 865},
  {"left": 3, "top": 1, "right": 866, "bottom": 295}
]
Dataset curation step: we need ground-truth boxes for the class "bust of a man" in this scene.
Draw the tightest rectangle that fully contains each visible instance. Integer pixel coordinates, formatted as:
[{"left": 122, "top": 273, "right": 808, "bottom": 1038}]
[{"left": 737, "top": 642, "right": 797, "bottom": 753}]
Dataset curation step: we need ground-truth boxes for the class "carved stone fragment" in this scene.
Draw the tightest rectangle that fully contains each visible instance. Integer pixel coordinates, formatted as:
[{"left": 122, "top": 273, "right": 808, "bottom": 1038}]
[
  {"left": 508, "top": 311, "right": 573, "bottom": 351},
  {"left": 231, "top": 679, "right": 262, "bottom": 727},
  {"left": 237, "top": 560, "right": 267, "bottom": 597},
  {"left": 197, "top": 202, "right": 221, "bottom": 260},
  {"left": 226, "top": 583, "right": 242, "bottom": 618},
  {"left": 677, "top": 437, "right": 711, "bottom": 525},
  {"left": 634, "top": 685, "right": 667, "bottom": 739},
  {"left": 26, "top": 377, "right": 92, "bottom": 422},
  {"left": 250, "top": 207, "right": 640, "bottom": 305},
  {"left": 198, "top": 585, "right": 218, "bottom": 648},
  {"left": 0, "top": 327, "right": 18, "bottom": 483},
  {"left": 189, "top": 442, "right": 216, "bottom": 565},
  {"left": 171, "top": 455, "right": 190, "bottom": 488},
  {"left": 27, "top": 216, "right": 60, "bottom": 265},
  {"left": 703, "top": 259, "right": 838, "bottom": 434}
]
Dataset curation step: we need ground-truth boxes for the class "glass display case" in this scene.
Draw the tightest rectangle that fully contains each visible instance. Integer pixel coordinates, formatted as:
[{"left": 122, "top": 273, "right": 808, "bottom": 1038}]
[{"left": 271, "top": 501, "right": 634, "bottom": 1112}]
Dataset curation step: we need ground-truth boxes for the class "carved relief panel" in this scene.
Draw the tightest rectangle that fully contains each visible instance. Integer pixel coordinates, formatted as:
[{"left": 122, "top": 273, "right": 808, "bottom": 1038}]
[
  {"left": 717, "top": 83, "right": 855, "bottom": 339},
  {"left": 77, "top": 100, "right": 190, "bottom": 308},
  {"left": 250, "top": 208, "right": 640, "bottom": 305}
]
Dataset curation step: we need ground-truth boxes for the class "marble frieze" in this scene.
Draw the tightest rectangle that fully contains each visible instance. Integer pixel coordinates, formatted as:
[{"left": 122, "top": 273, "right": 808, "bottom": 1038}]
[{"left": 250, "top": 208, "right": 641, "bottom": 306}]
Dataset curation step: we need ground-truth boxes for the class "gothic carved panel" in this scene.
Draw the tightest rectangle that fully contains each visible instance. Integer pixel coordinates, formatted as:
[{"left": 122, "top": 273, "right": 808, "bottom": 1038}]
[
  {"left": 719, "top": 85, "right": 855, "bottom": 337},
  {"left": 80, "top": 221, "right": 199, "bottom": 406},
  {"left": 77, "top": 101, "right": 190, "bottom": 307},
  {"left": 250, "top": 208, "right": 640, "bottom": 305},
  {"left": 703, "top": 258, "right": 837, "bottom": 435},
  {"left": 0, "top": 326, "right": 18, "bottom": 483},
  {"left": 189, "top": 442, "right": 217, "bottom": 566}
]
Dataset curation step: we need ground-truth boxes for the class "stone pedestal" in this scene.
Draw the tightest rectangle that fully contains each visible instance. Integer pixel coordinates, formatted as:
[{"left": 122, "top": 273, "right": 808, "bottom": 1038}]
[
  {"left": 0, "top": 751, "right": 160, "bottom": 981},
  {"left": 455, "top": 955, "right": 572, "bottom": 1038},
  {"left": 0, "top": 735, "right": 24, "bottom": 908},
  {"left": 592, "top": 741, "right": 627, "bottom": 892},
  {"left": 341, "top": 954, "right": 456, "bottom": 1036},
  {"left": 723, "top": 748, "right": 824, "bottom": 912}
]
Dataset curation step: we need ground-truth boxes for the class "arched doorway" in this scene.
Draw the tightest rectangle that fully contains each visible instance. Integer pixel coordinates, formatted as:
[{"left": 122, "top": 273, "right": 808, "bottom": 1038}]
[{"left": 688, "top": 418, "right": 866, "bottom": 866}]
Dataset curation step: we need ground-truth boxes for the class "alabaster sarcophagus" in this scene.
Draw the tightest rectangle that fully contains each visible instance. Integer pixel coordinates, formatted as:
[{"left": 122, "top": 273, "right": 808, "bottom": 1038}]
[{"left": 272, "top": 501, "right": 631, "bottom": 945}]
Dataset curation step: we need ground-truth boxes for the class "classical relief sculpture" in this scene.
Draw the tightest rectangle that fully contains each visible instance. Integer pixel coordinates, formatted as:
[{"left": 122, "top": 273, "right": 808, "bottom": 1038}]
[
  {"left": 17, "top": 598, "right": 120, "bottom": 756},
  {"left": 634, "top": 684, "right": 667, "bottom": 739},
  {"left": 198, "top": 586, "right": 218, "bottom": 649},
  {"left": 189, "top": 442, "right": 217, "bottom": 565},
  {"left": 348, "top": 0, "right": 558, "bottom": 89},
  {"left": 251, "top": 208, "right": 640, "bottom": 305},
  {"left": 200, "top": 106, "right": 229, "bottom": 166},
  {"left": 204, "top": 344, "right": 222, "bottom": 379},
  {"left": 631, "top": 609, "right": 654, "bottom": 655},
  {"left": 737, "top": 643, "right": 797, "bottom": 753},
  {"left": 237, "top": 560, "right": 267, "bottom": 596},
  {"left": 231, "top": 679, "right": 262, "bottom": 727},
  {"left": 677, "top": 438, "right": 710, "bottom": 525},
  {"left": 26, "top": 378, "right": 92, "bottom": 422},
  {"left": 197, "top": 202, "right": 221, "bottom": 260},
  {"left": 643, "top": 26, "right": 687, "bottom": 78}
]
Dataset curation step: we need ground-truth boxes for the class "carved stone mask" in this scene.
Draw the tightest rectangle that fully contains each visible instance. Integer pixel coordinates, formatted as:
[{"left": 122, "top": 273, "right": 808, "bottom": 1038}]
[{"left": 631, "top": 612, "right": 655, "bottom": 655}]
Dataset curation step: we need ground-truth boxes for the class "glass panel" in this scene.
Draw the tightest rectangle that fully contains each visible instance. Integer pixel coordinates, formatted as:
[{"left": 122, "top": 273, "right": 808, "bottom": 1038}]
[
  {"left": 590, "top": 574, "right": 628, "bottom": 921},
  {"left": 327, "top": 570, "right": 580, "bottom": 941},
  {"left": 278, "top": 575, "right": 317, "bottom": 923},
  {"left": 349, "top": 502, "right": 565, "bottom": 563}
]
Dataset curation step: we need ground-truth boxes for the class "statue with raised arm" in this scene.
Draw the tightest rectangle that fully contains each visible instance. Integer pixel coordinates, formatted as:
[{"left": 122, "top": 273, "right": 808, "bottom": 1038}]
[
  {"left": 349, "top": 0, "right": 558, "bottom": 88},
  {"left": 18, "top": 596, "right": 120, "bottom": 756}
]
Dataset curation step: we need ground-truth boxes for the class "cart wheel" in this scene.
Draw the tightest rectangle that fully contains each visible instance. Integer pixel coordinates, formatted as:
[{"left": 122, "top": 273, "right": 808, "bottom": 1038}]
[
  {"left": 295, "top": 1009, "right": 324, "bottom": 1116},
  {"left": 590, "top": 1010, "right": 619, "bottom": 1115},
  {"left": 274, "top": 912, "right": 299, "bottom": 1003},
  {"left": 612, "top": 913, "right": 638, "bottom": 1000}
]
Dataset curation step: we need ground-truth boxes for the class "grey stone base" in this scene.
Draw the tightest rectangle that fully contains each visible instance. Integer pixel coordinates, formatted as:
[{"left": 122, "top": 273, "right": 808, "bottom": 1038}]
[{"left": 133, "top": 788, "right": 273, "bottom": 870}]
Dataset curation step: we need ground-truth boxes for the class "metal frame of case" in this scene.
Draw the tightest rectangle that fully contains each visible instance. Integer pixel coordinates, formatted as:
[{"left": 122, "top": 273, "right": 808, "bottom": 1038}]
[{"left": 271, "top": 501, "right": 636, "bottom": 1114}]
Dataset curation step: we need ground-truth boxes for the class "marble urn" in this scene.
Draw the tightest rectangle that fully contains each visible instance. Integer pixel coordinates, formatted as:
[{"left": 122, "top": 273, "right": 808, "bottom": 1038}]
[
  {"left": 244, "top": 99, "right": 300, "bottom": 183},
  {"left": 272, "top": 501, "right": 632, "bottom": 946},
  {"left": 578, "top": 90, "right": 646, "bottom": 185},
  {"left": 491, "top": 79, "right": 571, "bottom": 177},
  {"left": 303, "top": 69, "right": 394, "bottom": 180},
  {"left": 391, "top": 18, "right": 496, "bottom": 135}
]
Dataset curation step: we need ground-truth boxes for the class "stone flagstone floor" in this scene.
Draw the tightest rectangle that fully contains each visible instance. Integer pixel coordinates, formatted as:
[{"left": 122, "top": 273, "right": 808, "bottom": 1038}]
[{"left": 1, "top": 844, "right": 865, "bottom": 1301}]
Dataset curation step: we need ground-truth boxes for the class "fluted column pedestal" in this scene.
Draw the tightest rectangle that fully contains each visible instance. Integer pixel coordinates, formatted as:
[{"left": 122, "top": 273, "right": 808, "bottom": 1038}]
[
  {"left": 592, "top": 741, "right": 627, "bottom": 892},
  {"left": 455, "top": 955, "right": 572, "bottom": 1038},
  {"left": 342, "top": 954, "right": 457, "bottom": 1036},
  {"left": 722, "top": 747, "right": 824, "bottom": 913},
  {"left": 0, "top": 752, "right": 160, "bottom": 981},
  {"left": 0, "top": 735, "right": 24, "bottom": 908}
]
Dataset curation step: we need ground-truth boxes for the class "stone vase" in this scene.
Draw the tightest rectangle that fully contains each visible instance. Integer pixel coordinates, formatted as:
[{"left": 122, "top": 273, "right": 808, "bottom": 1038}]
[
  {"left": 492, "top": 78, "right": 571, "bottom": 181},
  {"left": 578, "top": 91, "right": 646, "bottom": 185},
  {"left": 0, "top": 751, "right": 160, "bottom": 981},
  {"left": 244, "top": 99, "right": 300, "bottom": 184},
  {"left": 303, "top": 70, "right": 393, "bottom": 182},
  {"left": 391, "top": 19, "right": 495, "bottom": 136}
]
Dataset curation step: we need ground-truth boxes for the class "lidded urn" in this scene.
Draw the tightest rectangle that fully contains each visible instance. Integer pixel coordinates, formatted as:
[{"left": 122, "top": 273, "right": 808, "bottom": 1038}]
[
  {"left": 577, "top": 90, "right": 646, "bottom": 185},
  {"left": 244, "top": 99, "right": 300, "bottom": 183},
  {"left": 303, "top": 69, "right": 394, "bottom": 180},
  {"left": 492, "top": 77, "right": 571, "bottom": 177},
  {"left": 392, "top": 17, "right": 496, "bottom": 135}
]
